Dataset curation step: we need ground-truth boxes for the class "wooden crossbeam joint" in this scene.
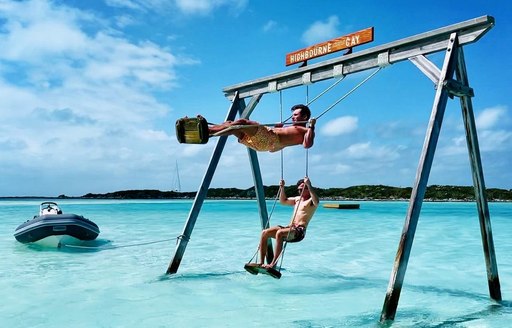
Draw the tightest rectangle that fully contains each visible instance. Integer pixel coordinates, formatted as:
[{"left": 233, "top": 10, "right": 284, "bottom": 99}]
[{"left": 443, "top": 79, "right": 474, "bottom": 98}]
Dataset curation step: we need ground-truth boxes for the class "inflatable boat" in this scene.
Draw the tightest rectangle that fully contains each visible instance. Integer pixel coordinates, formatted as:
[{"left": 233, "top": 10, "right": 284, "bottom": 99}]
[{"left": 14, "top": 202, "right": 100, "bottom": 244}]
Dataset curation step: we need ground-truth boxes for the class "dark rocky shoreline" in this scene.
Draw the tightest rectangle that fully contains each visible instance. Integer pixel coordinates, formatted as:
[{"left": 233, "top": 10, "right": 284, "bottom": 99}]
[{"left": 4, "top": 185, "right": 511, "bottom": 202}]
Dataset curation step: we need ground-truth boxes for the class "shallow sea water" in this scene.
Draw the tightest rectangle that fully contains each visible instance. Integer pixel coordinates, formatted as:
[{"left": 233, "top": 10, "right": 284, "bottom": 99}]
[{"left": 1, "top": 199, "right": 511, "bottom": 327}]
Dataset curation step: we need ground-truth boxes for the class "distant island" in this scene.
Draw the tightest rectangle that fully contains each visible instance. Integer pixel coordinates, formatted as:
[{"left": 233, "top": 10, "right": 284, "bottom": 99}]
[{"left": 7, "top": 185, "right": 510, "bottom": 202}]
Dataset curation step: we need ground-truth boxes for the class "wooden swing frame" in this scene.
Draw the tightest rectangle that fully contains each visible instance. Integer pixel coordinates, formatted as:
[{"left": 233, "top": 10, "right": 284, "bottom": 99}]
[{"left": 166, "top": 15, "right": 499, "bottom": 323}]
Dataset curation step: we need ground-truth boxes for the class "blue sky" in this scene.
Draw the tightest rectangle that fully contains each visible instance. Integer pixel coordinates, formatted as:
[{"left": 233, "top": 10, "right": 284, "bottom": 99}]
[{"left": 0, "top": 0, "right": 510, "bottom": 196}]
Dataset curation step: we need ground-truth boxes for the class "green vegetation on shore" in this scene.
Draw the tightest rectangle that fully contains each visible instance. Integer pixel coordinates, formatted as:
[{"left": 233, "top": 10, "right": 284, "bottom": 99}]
[{"left": 74, "top": 185, "right": 512, "bottom": 201}]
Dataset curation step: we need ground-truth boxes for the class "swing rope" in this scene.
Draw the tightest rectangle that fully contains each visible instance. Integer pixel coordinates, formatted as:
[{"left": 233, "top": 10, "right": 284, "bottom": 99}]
[
  {"left": 280, "top": 90, "right": 285, "bottom": 180},
  {"left": 246, "top": 90, "right": 286, "bottom": 265},
  {"left": 276, "top": 173, "right": 308, "bottom": 272},
  {"left": 279, "top": 68, "right": 380, "bottom": 124},
  {"left": 315, "top": 67, "right": 381, "bottom": 120},
  {"left": 274, "top": 85, "right": 311, "bottom": 273},
  {"left": 218, "top": 75, "right": 346, "bottom": 128},
  {"left": 205, "top": 68, "right": 379, "bottom": 141},
  {"left": 276, "top": 126, "right": 311, "bottom": 271},
  {"left": 246, "top": 70, "right": 380, "bottom": 272},
  {"left": 306, "top": 75, "right": 346, "bottom": 106}
]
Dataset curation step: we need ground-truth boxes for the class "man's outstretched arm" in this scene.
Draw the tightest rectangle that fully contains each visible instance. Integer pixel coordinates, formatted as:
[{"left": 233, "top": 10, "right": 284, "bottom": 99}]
[
  {"left": 304, "top": 177, "right": 319, "bottom": 206},
  {"left": 303, "top": 118, "right": 316, "bottom": 148}
]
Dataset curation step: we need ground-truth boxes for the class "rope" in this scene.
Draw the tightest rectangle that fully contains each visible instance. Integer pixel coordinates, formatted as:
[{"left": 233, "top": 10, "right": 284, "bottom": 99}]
[
  {"left": 276, "top": 183, "right": 307, "bottom": 272},
  {"left": 246, "top": 91, "right": 286, "bottom": 265},
  {"left": 246, "top": 186, "right": 282, "bottom": 264},
  {"left": 280, "top": 69, "right": 376, "bottom": 124},
  {"left": 279, "top": 76, "right": 343, "bottom": 124},
  {"left": 306, "top": 76, "right": 346, "bottom": 106},
  {"left": 60, "top": 237, "right": 177, "bottom": 251},
  {"left": 305, "top": 149, "right": 309, "bottom": 177},
  {"left": 274, "top": 81, "right": 312, "bottom": 273},
  {"left": 315, "top": 67, "right": 381, "bottom": 120},
  {"left": 270, "top": 74, "right": 317, "bottom": 272},
  {"left": 280, "top": 90, "right": 284, "bottom": 180},
  {"left": 212, "top": 68, "right": 379, "bottom": 130},
  {"left": 246, "top": 70, "right": 379, "bottom": 271}
]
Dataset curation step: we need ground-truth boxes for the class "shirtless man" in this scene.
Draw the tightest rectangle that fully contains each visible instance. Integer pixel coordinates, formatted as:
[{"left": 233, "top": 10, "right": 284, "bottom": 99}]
[
  {"left": 257, "top": 177, "right": 319, "bottom": 269},
  {"left": 208, "top": 104, "right": 315, "bottom": 152}
]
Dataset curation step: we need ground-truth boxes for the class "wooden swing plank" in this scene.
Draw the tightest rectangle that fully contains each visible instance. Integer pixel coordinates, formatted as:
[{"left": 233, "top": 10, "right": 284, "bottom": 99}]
[{"left": 244, "top": 263, "right": 282, "bottom": 279}]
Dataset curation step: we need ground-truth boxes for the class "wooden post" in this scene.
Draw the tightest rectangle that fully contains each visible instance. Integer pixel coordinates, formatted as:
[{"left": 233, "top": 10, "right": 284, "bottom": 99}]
[
  {"left": 380, "top": 33, "right": 460, "bottom": 322},
  {"left": 455, "top": 47, "right": 502, "bottom": 300},
  {"left": 244, "top": 94, "right": 275, "bottom": 262},
  {"left": 166, "top": 93, "right": 245, "bottom": 274},
  {"left": 247, "top": 146, "right": 274, "bottom": 263}
]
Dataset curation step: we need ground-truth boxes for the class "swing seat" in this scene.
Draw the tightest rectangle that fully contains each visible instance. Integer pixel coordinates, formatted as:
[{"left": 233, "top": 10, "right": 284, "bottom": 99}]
[
  {"left": 175, "top": 116, "right": 209, "bottom": 144},
  {"left": 244, "top": 263, "right": 282, "bottom": 279}
]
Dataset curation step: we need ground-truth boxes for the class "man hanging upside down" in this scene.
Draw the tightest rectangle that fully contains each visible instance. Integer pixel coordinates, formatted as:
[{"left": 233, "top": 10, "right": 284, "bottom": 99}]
[{"left": 208, "top": 104, "right": 316, "bottom": 152}]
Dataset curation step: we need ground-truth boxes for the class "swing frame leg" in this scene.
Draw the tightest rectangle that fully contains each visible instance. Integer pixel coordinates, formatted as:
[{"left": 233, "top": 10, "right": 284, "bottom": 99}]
[
  {"left": 166, "top": 93, "right": 244, "bottom": 274},
  {"left": 167, "top": 93, "right": 276, "bottom": 274}
]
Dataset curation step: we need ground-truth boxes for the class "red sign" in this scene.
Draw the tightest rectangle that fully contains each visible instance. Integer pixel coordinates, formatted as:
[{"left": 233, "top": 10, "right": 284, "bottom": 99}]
[{"left": 285, "top": 27, "right": 374, "bottom": 66}]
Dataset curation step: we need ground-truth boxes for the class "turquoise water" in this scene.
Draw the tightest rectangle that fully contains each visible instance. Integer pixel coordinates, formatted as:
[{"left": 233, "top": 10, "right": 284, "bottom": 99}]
[{"left": 1, "top": 199, "right": 511, "bottom": 327}]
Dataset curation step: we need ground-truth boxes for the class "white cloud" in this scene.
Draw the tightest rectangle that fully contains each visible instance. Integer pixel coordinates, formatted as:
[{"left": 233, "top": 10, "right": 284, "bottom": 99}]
[
  {"left": 321, "top": 116, "right": 358, "bottom": 136},
  {"left": 345, "top": 142, "right": 371, "bottom": 158},
  {"left": 0, "top": 2, "right": 190, "bottom": 90},
  {"left": 174, "top": 0, "right": 248, "bottom": 15},
  {"left": 81, "top": 35, "right": 180, "bottom": 87},
  {"left": 479, "top": 130, "right": 512, "bottom": 151},
  {"left": 0, "top": 2, "right": 89, "bottom": 62},
  {"left": 301, "top": 15, "right": 339, "bottom": 45},
  {"left": 106, "top": 0, "right": 146, "bottom": 11},
  {"left": 114, "top": 15, "right": 137, "bottom": 29},
  {"left": 138, "top": 129, "right": 171, "bottom": 141},
  {"left": 175, "top": 0, "right": 213, "bottom": 14},
  {"left": 439, "top": 135, "right": 466, "bottom": 156},
  {"left": 181, "top": 143, "right": 212, "bottom": 157},
  {"left": 263, "top": 20, "right": 277, "bottom": 33},
  {"left": 441, "top": 106, "right": 511, "bottom": 155},
  {"left": 344, "top": 142, "right": 400, "bottom": 161},
  {"left": 105, "top": 0, "right": 249, "bottom": 15},
  {"left": 1, "top": 21, "right": 88, "bottom": 61},
  {"left": 334, "top": 163, "right": 351, "bottom": 174},
  {"left": 0, "top": 0, "right": 201, "bottom": 195},
  {"left": 476, "top": 106, "right": 507, "bottom": 130}
]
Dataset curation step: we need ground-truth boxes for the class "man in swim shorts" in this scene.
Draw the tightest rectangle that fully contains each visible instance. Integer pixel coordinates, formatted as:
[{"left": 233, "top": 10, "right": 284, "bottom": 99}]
[
  {"left": 255, "top": 177, "right": 319, "bottom": 269},
  {"left": 238, "top": 125, "right": 281, "bottom": 152},
  {"left": 208, "top": 104, "right": 316, "bottom": 152}
]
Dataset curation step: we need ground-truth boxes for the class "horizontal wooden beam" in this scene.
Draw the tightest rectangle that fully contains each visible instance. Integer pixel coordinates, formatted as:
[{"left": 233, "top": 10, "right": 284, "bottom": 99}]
[{"left": 223, "top": 15, "right": 494, "bottom": 100}]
